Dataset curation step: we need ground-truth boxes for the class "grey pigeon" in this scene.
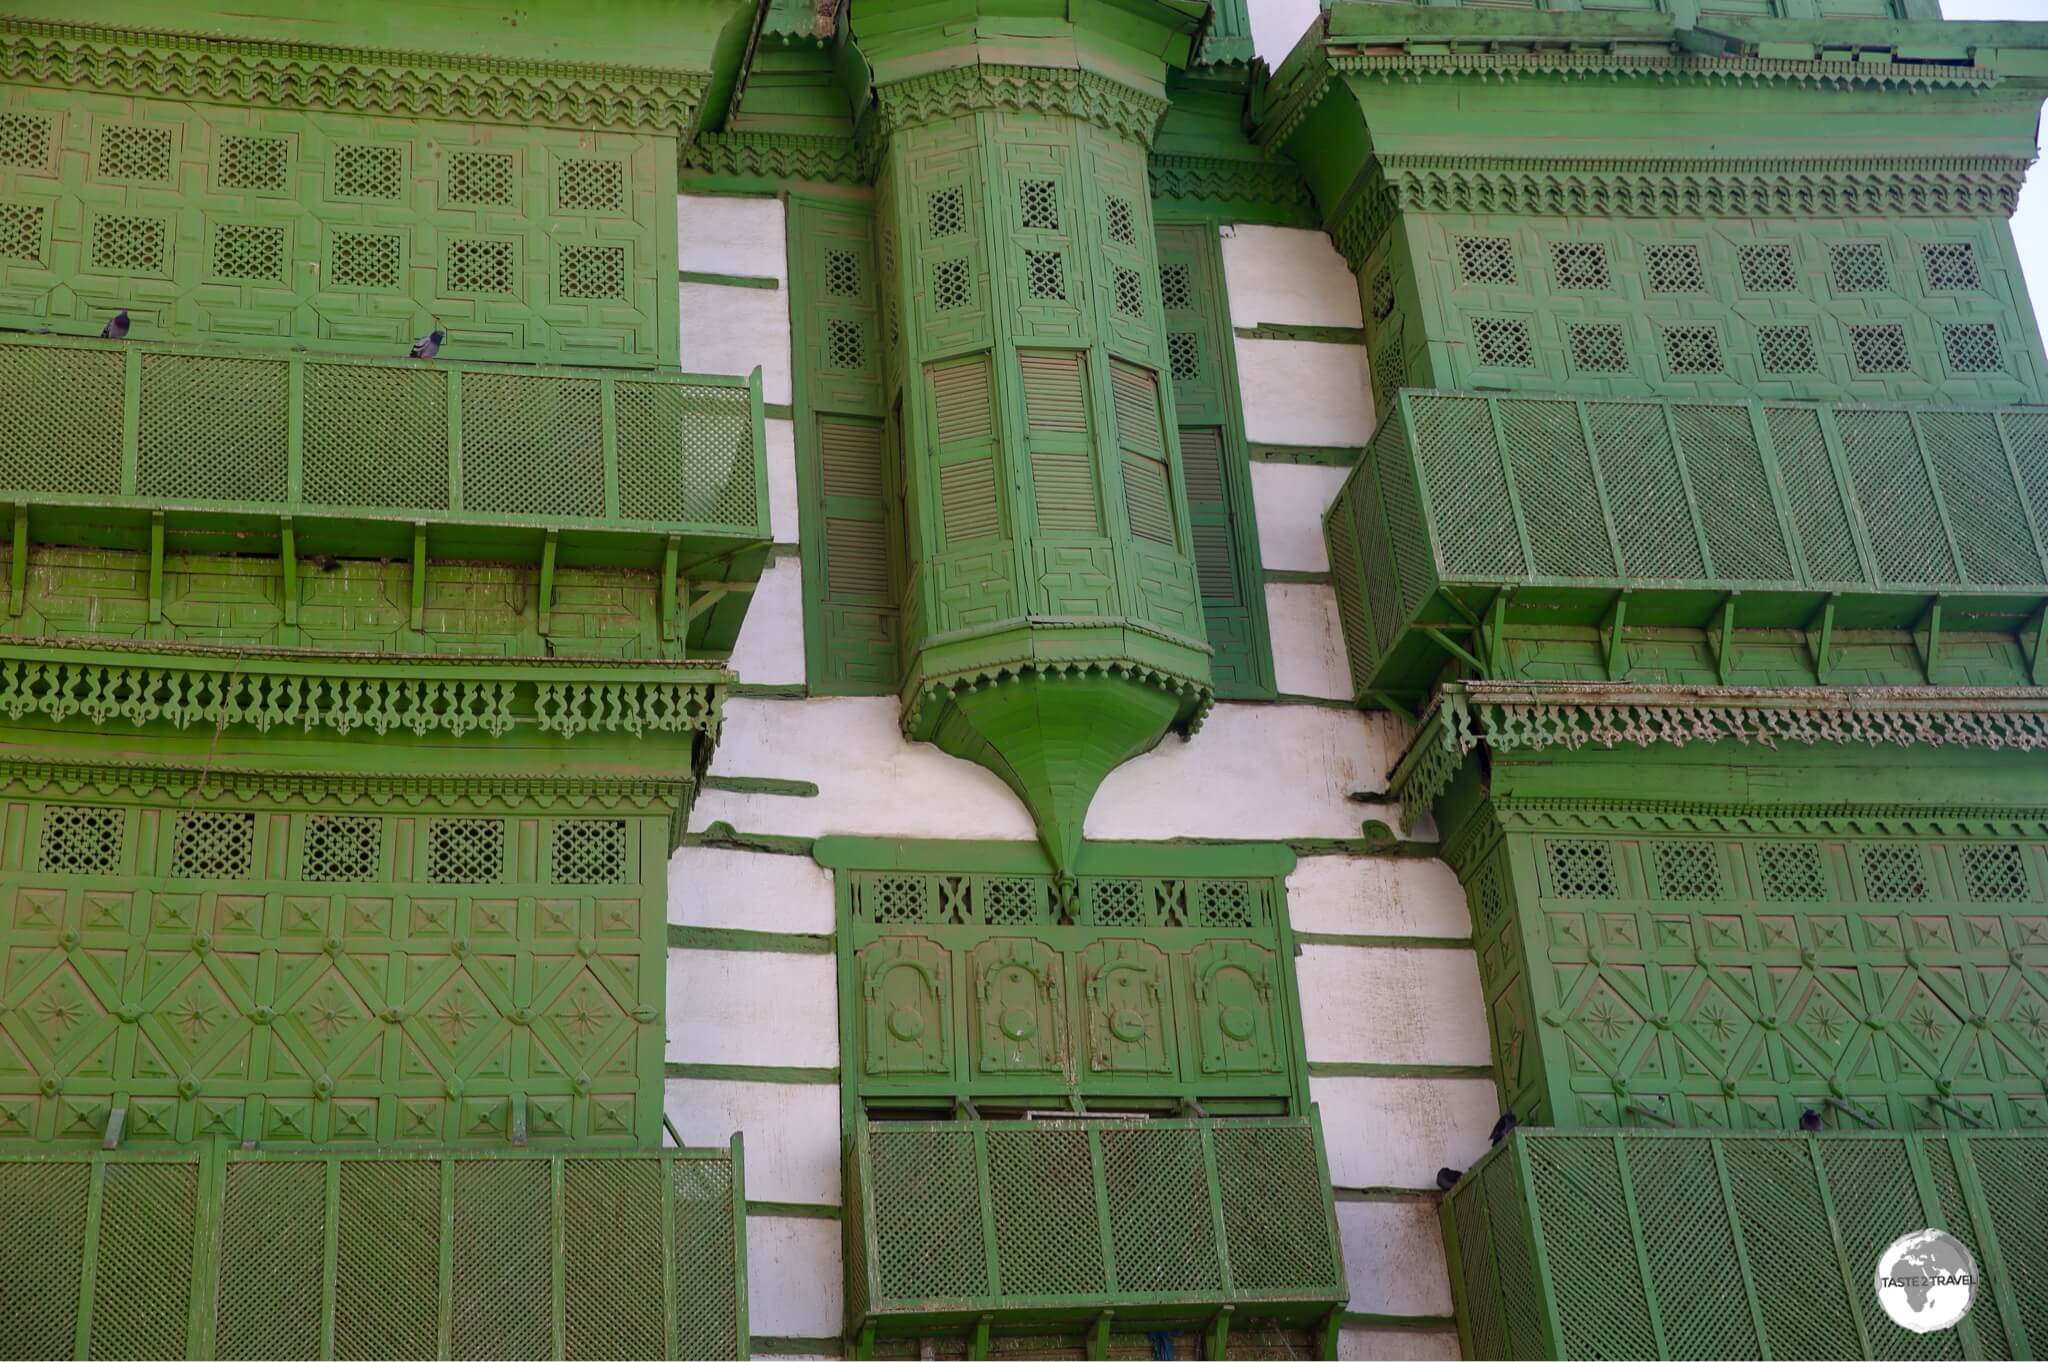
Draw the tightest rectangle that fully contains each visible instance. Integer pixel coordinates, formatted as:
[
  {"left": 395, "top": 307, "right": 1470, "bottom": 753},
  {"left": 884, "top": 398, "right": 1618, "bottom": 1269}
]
[
  {"left": 409, "top": 328, "right": 444, "bottom": 359},
  {"left": 99, "top": 310, "right": 128, "bottom": 340},
  {"left": 1799, "top": 1107, "right": 1823, "bottom": 1133},
  {"left": 1489, "top": 1109, "right": 1518, "bottom": 1146}
]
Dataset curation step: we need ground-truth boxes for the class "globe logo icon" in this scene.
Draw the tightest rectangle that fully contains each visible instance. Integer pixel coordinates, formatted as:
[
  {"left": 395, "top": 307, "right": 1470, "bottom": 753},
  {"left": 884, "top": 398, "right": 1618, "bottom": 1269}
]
[{"left": 1875, "top": 1228, "right": 1978, "bottom": 1333}]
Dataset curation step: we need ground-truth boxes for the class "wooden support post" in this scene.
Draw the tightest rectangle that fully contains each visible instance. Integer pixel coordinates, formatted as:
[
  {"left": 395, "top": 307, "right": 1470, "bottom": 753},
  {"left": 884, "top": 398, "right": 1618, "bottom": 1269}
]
[
  {"left": 101, "top": 1106, "right": 124, "bottom": 1150},
  {"left": 410, "top": 523, "right": 428, "bottom": 632},
  {"left": 7, "top": 503, "right": 25, "bottom": 617},
  {"left": 510, "top": 1093, "right": 527, "bottom": 1146},
  {"left": 1601, "top": 591, "right": 1630, "bottom": 681},
  {"left": 1087, "top": 1311, "right": 1113, "bottom": 1360},
  {"left": 854, "top": 1321, "right": 876, "bottom": 1361},
  {"left": 1920, "top": 596, "right": 1944, "bottom": 684},
  {"left": 279, "top": 518, "right": 298, "bottom": 626},
  {"left": 1710, "top": 592, "right": 1737, "bottom": 685},
  {"left": 1421, "top": 626, "right": 1488, "bottom": 678},
  {"left": 147, "top": 511, "right": 164, "bottom": 624},
  {"left": 538, "top": 529, "right": 558, "bottom": 636},
  {"left": 661, "top": 536, "right": 681, "bottom": 645},
  {"left": 1317, "top": 1307, "right": 1342, "bottom": 1361},
  {"left": 1206, "top": 1305, "right": 1233, "bottom": 1361},
  {"left": 1484, "top": 588, "right": 1510, "bottom": 677},
  {"left": 2029, "top": 600, "right": 2048, "bottom": 687},
  {"left": 1810, "top": 594, "right": 1838, "bottom": 685},
  {"left": 970, "top": 1314, "right": 992, "bottom": 1361}
]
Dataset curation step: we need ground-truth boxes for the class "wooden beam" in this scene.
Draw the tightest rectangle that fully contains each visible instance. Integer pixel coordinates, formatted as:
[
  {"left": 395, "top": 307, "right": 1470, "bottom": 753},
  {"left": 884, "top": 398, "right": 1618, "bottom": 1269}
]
[
  {"left": 7, "top": 503, "right": 25, "bottom": 617},
  {"left": 410, "top": 523, "right": 428, "bottom": 632},
  {"left": 1919, "top": 596, "right": 1944, "bottom": 685},
  {"left": 2029, "top": 600, "right": 2048, "bottom": 687},
  {"left": 1422, "top": 626, "right": 1488, "bottom": 678},
  {"left": 1710, "top": 592, "right": 1738, "bottom": 685},
  {"left": 1208, "top": 1305, "right": 1233, "bottom": 1361},
  {"left": 1601, "top": 591, "right": 1630, "bottom": 681},
  {"left": 1484, "top": 588, "right": 1511, "bottom": 678},
  {"left": 661, "top": 535, "right": 681, "bottom": 644},
  {"left": 147, "top": 511, "right": 164, "bottom": 624},
  {"left": 1808, "top": 594, "right": 1838, "bottom": 685},
  {"left": 969, "top": 1315, "right": 992, "bottom": 1361},
  {"left": 279, "top": 517, "right": 298, "bottom": 626},
  {"left": 1087, "top": 1312, "right": 1113, "bottom": 1361},
  {"left": 537, "top": 529, "right": 558, "bottom": 636}
]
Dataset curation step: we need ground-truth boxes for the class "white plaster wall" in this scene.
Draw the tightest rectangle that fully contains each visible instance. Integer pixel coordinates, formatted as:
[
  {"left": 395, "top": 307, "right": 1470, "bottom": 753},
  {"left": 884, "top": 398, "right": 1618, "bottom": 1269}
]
[
  {"left": 766, "top": 417, "right": 800, "bottom": 545},
  {"left": 748, "top": 1216, "right": 843, "bottom": 1337},
  {"left": 727, "top": 554, "right": 806, "bottom": 687},
  {"left": 691, "top": 698, "right": 1039, "bottom": 842},
  {"left": 1337, "top": 1199, "right": 1455, "bottom": 1316},
  {"left": 1286, "top": 856, "right": 1473, "bottom": 939},
  {"left": 666, "top": 950, "right": 838, "bottom": 1068},
  {"left": 680, "top": 281, "right": 792, "bottom": 406},
  {"left": 1267, "top": 582, "right": 1350, "bottom": 699},
  {"left": 1235, "top": 338, "right": 1373, "bottom": 447},
  {"left": 1341, "top": 1326, "right": 1462, "bottom": 1361},
  {"left": 670, "top": 846, "right": 836, "bottom": 936},
  {"left": 1219, "top": 224, "right": 1363, "bottom": 330},
  {"left": 664, "top": 1077, "right": 840, "bottom": 1206},
  {"left": 678, "top": 193, "right": 789, "bottom": 283},
  {"left": 1297, "top": 945, "right": 1490, "bottom": 1067},
  {"left": 1310, "top": 1076, "right": 1499, "bottom": 1190},
  {"left": 1250, "top": 461, "right": 1350, "bottom": 572},
  {"left": 1088, "top": 703, "right": 1390, "bottom": 841}
]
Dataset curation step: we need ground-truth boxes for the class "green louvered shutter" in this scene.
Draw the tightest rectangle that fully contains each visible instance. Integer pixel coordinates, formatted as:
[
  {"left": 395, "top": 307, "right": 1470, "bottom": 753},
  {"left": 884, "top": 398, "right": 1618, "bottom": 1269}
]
[
  {"left": 1020, "top": 350, "right": 1098, "bottom": 534},
  {"left": 1111, "top": 361, "right": 1174, "bottom": 548},
  {"left": 1156, "top": 222, "right": 1272, "bottom": 696},
  {"left": 792, "top": 198, "right": 898, "bottom": 693},
  {"left": 930, "top": 354, "right": 1001, "bottom": 544}
]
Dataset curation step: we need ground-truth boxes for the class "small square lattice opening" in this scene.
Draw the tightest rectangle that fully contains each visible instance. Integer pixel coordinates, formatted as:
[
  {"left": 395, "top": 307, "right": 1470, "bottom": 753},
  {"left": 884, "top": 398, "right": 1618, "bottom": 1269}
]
[
  {"left": 217, "top": 135, "right": 289, "bottom": 192},
  {"left": 1758, "top": 324, "right": 1818, "bottom": 374},
  {"left": 331, "top": 143, "right": 402, "bottom": 199},
  {"left": 1652, "top": 842, "right": 1724, "bottom": 900},
  {"left": 1662, "top": 324, "right": 1723, "bottom": 374},
  {"left": 1196, "top": 881, "right": 1258, "bottom": 927},
  {"left": 1168, "top": 332, "right": 1200, "bottom": 382},
  {"left": 825, "top": 248, "right": 859, "bottom": 298},
  {"left": 90, "top": 215, "right": 167, "bottom": 275},
  {"left": 211, "top": 222, "right": 285, "bottom": 282},
  {"left": 1960, "top": 843, "right": 2028, "bottom": 903},
  {"left": 1829, "top": 241, "right": 1891, "bottom": 293},
  {"left": 928, "top": 186, "right": 965, "bottom": 238},
  {"left": 1550, "top": 241, "right": 1611, "bottom": 291},
  {"left": 1160, "top": 263, "right": 1193, "bottom": 311},
  {"left": 447, "top": 238, "right": 515, "bottom": 294},
  {"left": 555, "top": 159, "right": 625, "bottom": 213},
  {"left": 1470, "top": 863, "right": 1506, "bottom": 928},
  {"left": 1472, "top": 316, "right": 1535, "bottom": 369},
  {"left": 1850, "top": 323, "right": 1911, "bottom": 374},
  {"left": 559, "top": 243, "right": 625, "bottom": 299},
  {"left": 428, "top": 818, "right": 505, "bottom": 884},
  {"left": 1858, "top": 843, "right": 1927, "bottom": 901},
  {"left": 1943, "top": 323, "right": 2002, "bottom": 374},
  {"left": 827, "top": 318, "right": 864, "bottom": 370},
  {"left": 1922, "top": 241, "right": 1981, "bottom": 291},
  {"left": 1755, "top": 843, "right": 1827, "bottom": 901},
  {"left": 1370, "top": 267, "right": 1395, "bottom": 321},
  {"left": 38, "top": 805, "right": 124, "bottom": 875},
  {"left": 552, "top": 819, "right": 628, "bottom": 885},
  {"left": 0, "top": 112, "right": 51, "bottom": 169},
  {"left": 1568, "top": 322, "right": 1628, "bottom": 373},
  {"left": 1106, "top": 197, "right": 1135, "bottom": 246},
  {"left": 1456, "top": 235, "right": 1516, "bottom": 286},
  {"left": 982, "top": 877, "right": 1043, "bottom": 925},
  {"left": 1020, "top": 179, "right": 1059, "bottom": 231},
  {"left": 447, "top": 151, "right": 514, "bottom": 205},
  {"left": 1547, "top": 839, "right": 1617, "bottom": 899},
  {"left": 1114, "top": 266, "right": 1143, "bottom": 318},
  {"left": 866, "top": 875, "right": 928, "bottom": 923},
  {"left": 1738, "top": 243, "right": 1798, "bottom": 292},
  {"left": 0, "top": 202, "right": 44, "bottom": 263},
  {"left": 1025, "top": 249, "right": 1065, "bottom": 301},
  {"left": 302, "top": 815, "right": 382, "bottom": 882},
  {"left": 171, "top": 810, "right": 257, "bottom": 880},
  {"left": 933, "top": 258, "right": 969, "bottom": 311},
  {"left": 97, "top": 123, "right": 172, "bottom": 182},
  {"left": 1644, "top": 243, "right": 1707, "bottom": 293},
  {"left": 329, "top": 231, "right": 401, "bottom": 290},
  {"left": 1088, "top": 879, "right": 1144, "bottom": 926}
]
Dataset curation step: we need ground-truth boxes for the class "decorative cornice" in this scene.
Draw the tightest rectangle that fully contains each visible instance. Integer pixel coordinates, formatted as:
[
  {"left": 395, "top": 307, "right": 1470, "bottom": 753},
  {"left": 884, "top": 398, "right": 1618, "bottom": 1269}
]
[
  {"left": 873, "top": 64, "right": 1171, "bottom": 146},
  {"left": 0, "top": 17, "right": 709, "bottom": 132},
  {"left": 1147, "top": 153, "right": 1313, "bottom": 212},
  {"left": 1328, "top": 49, "right": 1999, "bottom": 91},
  {"left": 1328, "top": 159, "right": 1396, "bottom": 272},
  {"left": 682, "top": 129, "right": 871, "bottom": 184},
  {"left": 1391, "top": 682, "right": 2048, "bottom": 833},
  {"left": 1487, "top": 797, "right": 2048, "bottom": 843},
  {"left": 0, "top": 644, "right": 727, "bottom": 743},
  {"left": 904, "top": 655, "right": 1216, "bottom": 740}
]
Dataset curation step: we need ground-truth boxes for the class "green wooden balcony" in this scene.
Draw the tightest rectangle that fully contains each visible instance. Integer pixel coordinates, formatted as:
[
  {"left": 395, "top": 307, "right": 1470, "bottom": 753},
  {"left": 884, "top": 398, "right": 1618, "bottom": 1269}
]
[
  {"left": 1325, "top": 392, "right": 2048, "bottom": 709},
  {"left": 0, "top": 1139, "right": 748, "bottom": 1360},
  {"left": 0, "top": 333, "right": 767, "bottom": 568},
  {"left": 1441, "top": 1127, "right": 2047, "bottom": 1360},
  {"left": 844, "top": 1114, "right": 1347, "bottom": 1346}
]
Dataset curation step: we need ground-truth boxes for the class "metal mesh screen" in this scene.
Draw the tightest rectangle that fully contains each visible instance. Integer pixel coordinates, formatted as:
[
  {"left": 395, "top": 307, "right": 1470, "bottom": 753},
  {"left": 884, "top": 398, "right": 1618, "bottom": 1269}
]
[
  {"left": 1672, "top": 404, "right": 1793, "bottom": 581},
  {"left": 0, "top": 345, "right": 123, "bottom": 496},
  {"left": 461, "top": 373, "right": 605, "bottom": 518},
  {"left": 303, "top": 364, "right": 450, "bottom": 511},
  {"left": 1498, "top": 399, "right": 1616, "bottom": 578},
  {"left": 1625, "top": 1138, "right": 1760, "bottom": 1360},
  {"left": 1527, "top": 1137, "right": 1657, "bottom": 1358},
  {"left": 90, "top": 1161, "right": 199, "bottom": 1360},
  {"left": 869, "top": 1125, "right": 987, "bottom": 1301},
  {"left": 1212, "top": 1122, "right": 1339, "bottom": 1295},
  {"left": 1411, "top": 395, "right": 1524, "bottom": 577},
  {"left": 1838, "top": 408, "right": 1961, "bottom": 586},
  {"left": 0, "top": 1160, "right": 88, "bottom": 1361},
  {"left": 217, "top": 1161, "right": 325, "bottom": 1360},
  {"left": 1588, "top": 401, "right": 1706, "bottom": 580},
  {"left": 1766, "top": 405, "right": 1864, "bottom": 584},
  {"left": 450, "top": 1158, "right": 552, "bottom": 1361},
  {"left": 987, "top": 1126, "right": 1106, "bottom": 1297},
  {"left": 138, "top": 354, "right": 289, "bottom": 503},
  {"left": 1917, "top": 410, "right": 2043, "bottom": 586},
  {"left": 562, "top": 1158, "right": 666, "bottom": 1360},
  {"left": 673, "top": 1158, "right": 740, "bottom": 1358},
  {"left": 334, "top": 1159, "right": 442, "bottom": 1361},
  {"left": 1101, "top": 1124, "right": 1223, "bottom": 1294}
]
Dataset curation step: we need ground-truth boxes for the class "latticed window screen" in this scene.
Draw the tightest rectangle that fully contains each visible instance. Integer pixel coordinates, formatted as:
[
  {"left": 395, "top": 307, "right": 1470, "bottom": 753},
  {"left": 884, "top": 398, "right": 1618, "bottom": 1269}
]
[
  {"left": 1644, "top": 243, "right": 1707, "bottom": 294},
  {"left": 428, "top": 817, "right": 506, "bottom": 883},
  {"left": 1943, "top": 322, "right": 2002, "bottom": 373},
  {"left": 1850, "top": 323, "right": 1912, "bottom": 374},
  {"left": 38, "top": 805, "right": 125, "bottom": 874},
  {"left": 1921, "top": 240, "right": 1981, "bottom": 291},
  {"left": 1568, "top": 322, "right": 1629, "bottom": 373},
  {"left": 1024, "top": 249, "right": 1066, "bottom": 301},
  {"left": 1738, "top": 243, "right": 1798, "bottom": 292},
  {"left": 0, "top": 112, "right": 52, "bottom": 170},
  {"left": 1662, "top": 324, "right": 1724, "bottom": 374},
  {"left": 332, "top": 143, "right": 401, "bottom": 199},
  {"left": 97, "top": 122, "right": 173, "bottom": 182},
  {"left": 552, "top": 819, "right": 629, "bottom": 884},
  {"left": 1456, "top": 235, "right": 1517, "bottom": 286},
  {"left": 1828, "top": 241, "right": 1891, "bottom": 293},
  {"left": 1474, "top": 317, "right": 1535, "bottom": 369},
  {"left": 1550, "top": 241, "right": 1611, "bottom": 290},
  {"left": 217, "top": 135, "right": 289, "bottom": 192},
  {"left": 1758, "top": 324, "right": 1819, "bottom": 374},
  {"left": 447, "top": 151, "right": 514, "bottom": 205},
  {"left": 555, "top": 158, "right": 625, "bottom": 213},
  {"left": 928, "top": 186, "right": 965, "bottom": 237},
  {"left": 170, "top": 810, "right": 257, "bottom": 879},
  {"left": 0, "top": 200, "right": 43, "bottom": 262},
  {"left": 302, "top": 814, "right": 382, "bottom": 882}
]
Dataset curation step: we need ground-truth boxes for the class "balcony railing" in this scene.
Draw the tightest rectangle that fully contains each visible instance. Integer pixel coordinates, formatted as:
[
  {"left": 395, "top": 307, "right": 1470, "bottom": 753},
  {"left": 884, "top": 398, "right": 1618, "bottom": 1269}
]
[
  {"left": 0, "top": 333, "right": 767, "bottom": 565},
  {"left": 844, "top": 1114, "right": 1346, "bottom": 1341},
  {"left": 0, "top": 1139, "right": 748, "bottom": 1360},
  {"left": 1442, "top": 1128, "right": 2046, "bottom": 1360},
  {"left": 1326, "top": 391, "right": 2048, "bottom": 705}
]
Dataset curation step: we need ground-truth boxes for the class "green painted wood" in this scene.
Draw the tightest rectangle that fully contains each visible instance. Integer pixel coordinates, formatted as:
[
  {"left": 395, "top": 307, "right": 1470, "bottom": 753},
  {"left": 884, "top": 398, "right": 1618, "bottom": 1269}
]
[
  {"left": 1441, "top": 1128, "right": 2048, "bottom": 1361},
  {"left": 0, "top": 1142, "right": 747, "bottom": 1360}
]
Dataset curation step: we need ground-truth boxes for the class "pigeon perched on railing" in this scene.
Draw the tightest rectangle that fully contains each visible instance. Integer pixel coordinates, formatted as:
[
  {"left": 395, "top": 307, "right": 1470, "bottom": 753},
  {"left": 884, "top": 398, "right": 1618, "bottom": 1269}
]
[
  {"left": 409, "top": 328, "right": 444, "bottom": 359},
  {"left": 1489, "top": 1109, "right": 1518, "bottom": 1146},
  {"left": 99, "top": 310, "right": 128, "bottom": 340}
]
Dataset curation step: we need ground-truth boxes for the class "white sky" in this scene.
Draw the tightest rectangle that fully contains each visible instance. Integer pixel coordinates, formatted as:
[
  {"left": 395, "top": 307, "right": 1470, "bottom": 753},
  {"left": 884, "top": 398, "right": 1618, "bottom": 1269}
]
[{"left": 1244, "top": 0, "right": 2048, "bottom": 313}]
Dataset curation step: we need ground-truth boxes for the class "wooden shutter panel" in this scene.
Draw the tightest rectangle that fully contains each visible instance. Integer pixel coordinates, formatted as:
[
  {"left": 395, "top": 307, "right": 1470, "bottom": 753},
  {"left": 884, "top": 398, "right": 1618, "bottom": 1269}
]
[
  {"left": 1180, "top": 426, "right": 1239, "bottom": 602},
  {"left": 1019, "top": 351, "right": 1088, "bottom": 433},
  {"left": 928, "top": 355, "right": 1001, "bottom": 545},
  {"left": 1110, "top": 361, "right": 1164, "bottom": 459},
  {"left": 1020, "top": 349, "right": 1098, "bottom": 535},
  {"left": 818, "top": 418, "right": 891, "bottom": 601},
  {"left": 930, "top": 356, "right": 994, "bottom": 448}
]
